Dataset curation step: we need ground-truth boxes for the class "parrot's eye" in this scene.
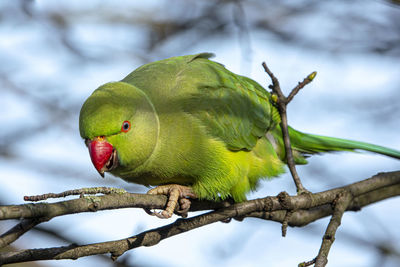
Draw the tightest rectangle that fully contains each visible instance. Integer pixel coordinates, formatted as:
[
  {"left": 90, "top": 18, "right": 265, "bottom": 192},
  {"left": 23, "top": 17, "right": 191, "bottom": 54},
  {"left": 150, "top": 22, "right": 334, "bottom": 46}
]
[{"left": 121, "top": 120, "right": 131, "bottom": 132}]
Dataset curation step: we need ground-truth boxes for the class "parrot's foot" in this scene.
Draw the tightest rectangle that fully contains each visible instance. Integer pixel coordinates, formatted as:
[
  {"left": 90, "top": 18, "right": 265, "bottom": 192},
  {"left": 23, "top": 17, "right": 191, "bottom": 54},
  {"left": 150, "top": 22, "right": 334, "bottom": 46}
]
[{"left": 146, "top": 184, "right": 197, "bottom": 219}]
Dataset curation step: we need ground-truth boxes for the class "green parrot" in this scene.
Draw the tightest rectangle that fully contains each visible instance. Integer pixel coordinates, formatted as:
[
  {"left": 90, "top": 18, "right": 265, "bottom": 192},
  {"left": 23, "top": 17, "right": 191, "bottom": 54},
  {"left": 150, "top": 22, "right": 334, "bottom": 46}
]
[{"left": 79, "top": 53, "right": 400, "bottom": 218}]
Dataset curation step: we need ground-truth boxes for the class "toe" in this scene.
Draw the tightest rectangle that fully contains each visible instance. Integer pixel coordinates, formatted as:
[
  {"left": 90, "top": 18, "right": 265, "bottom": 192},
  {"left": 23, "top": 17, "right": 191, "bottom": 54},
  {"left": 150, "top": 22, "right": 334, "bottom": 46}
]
[{"left": 145, "top": 184, "right": 197, "bottom": 219}]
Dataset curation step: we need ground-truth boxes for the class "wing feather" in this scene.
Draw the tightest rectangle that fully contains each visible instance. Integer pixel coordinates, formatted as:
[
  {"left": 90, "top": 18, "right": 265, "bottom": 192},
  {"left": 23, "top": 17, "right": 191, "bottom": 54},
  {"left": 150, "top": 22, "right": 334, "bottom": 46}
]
[{"left": 180, "top": 53, "right": 279, "bottom": 151}]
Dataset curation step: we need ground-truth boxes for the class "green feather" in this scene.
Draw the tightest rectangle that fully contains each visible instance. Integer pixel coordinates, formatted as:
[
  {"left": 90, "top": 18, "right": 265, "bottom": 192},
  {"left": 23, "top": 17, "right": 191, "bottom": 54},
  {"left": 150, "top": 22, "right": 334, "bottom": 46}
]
[
  {"left": 79, "top": 53, "right": 400, "bottom": 202},
  {"left": 288, "top": 127, "right": 400, "bottom": 160}
]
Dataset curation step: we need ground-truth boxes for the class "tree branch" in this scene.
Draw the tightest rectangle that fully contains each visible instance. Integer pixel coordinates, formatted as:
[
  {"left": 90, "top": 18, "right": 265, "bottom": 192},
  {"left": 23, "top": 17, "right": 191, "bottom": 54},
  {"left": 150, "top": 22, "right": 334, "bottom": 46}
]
[
  {"left": 0, "top": 218, "right": 48, "bottom": 249},
  {"left": 0, "top": 171, "right": 399, "bottom": 264},
  {"left": 315, "top": 191, "right": 352, "bottom": 266}
]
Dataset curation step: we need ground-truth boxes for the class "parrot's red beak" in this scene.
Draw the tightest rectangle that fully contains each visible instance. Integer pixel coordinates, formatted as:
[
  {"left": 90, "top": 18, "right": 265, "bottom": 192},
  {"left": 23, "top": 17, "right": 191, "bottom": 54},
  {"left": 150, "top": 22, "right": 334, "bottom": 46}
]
[{"left": 87, "top": 137, "right": 118, "bottom": 177}]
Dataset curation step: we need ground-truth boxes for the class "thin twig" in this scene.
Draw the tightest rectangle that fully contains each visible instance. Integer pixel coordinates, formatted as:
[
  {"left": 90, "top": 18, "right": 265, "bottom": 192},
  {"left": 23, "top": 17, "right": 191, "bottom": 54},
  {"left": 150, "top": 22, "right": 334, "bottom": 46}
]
[
  {"left": 298, "top": 258, "right": 316, "bottom": 267},
  {"left": 24, "top": 187, "right": 127, "bottom": 201},
  {"left": 262, "top": 62, "right": 316, "bottom": 194},
  {"left": 287, "top": 72, "right": 317, "bottom": 103},
  {"left": 281, "top": 210, "right": 294, "bottom": 237},
  {"left": 277, "top": 191, "right": 294, "bottom": 237},
  {"left": 315, "top": 191, "right": 352, "bottom": 267}
]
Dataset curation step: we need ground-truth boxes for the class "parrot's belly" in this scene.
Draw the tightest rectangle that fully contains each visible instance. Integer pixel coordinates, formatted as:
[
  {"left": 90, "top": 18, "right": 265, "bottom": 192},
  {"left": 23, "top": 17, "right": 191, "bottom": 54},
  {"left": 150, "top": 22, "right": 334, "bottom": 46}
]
[{"left": 112, "top": 170, "right": 195, "bottom": 187}]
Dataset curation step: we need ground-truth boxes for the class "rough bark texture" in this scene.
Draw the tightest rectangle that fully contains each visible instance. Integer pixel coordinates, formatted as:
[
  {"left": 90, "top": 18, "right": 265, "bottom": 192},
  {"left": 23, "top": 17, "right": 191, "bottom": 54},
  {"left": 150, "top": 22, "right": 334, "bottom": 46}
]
[{"left": 0, "top": 171, "right": 399, "bottom": 265}]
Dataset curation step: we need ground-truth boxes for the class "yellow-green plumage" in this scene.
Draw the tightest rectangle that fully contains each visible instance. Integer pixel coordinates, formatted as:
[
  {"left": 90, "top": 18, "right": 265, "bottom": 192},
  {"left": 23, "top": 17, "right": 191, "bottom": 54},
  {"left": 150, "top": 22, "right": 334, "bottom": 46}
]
[{"left": 79, "top": 53, "right": 400, "bottom": 202}]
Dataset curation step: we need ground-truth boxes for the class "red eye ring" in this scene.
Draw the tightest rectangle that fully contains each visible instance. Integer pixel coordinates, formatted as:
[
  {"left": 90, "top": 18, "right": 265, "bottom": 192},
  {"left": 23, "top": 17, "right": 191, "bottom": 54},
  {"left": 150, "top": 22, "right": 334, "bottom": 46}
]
[{"left": 121, "top": 120, "right": 131, "bottom": 132}]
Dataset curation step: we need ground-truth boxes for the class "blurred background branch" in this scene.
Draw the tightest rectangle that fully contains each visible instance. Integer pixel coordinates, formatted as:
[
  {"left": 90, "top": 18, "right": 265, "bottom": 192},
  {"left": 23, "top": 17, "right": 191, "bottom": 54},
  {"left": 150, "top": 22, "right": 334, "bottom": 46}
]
[{"left": 1, "top": 0, "right": 399, "bottom": 266}]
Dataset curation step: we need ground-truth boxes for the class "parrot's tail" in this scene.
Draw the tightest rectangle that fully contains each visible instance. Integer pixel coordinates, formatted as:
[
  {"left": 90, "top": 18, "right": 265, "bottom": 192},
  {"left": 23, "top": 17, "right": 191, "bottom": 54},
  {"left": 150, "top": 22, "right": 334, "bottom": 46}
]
[{"left": 276, "top": 127, "right": 400, "bottom": 164}]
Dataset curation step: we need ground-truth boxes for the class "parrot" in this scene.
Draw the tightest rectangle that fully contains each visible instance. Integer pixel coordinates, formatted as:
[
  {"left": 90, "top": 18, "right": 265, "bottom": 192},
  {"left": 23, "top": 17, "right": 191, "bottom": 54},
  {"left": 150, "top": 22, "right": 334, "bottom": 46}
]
[{"left": 79, "top": 53, "right": 400, "bottom": 218}]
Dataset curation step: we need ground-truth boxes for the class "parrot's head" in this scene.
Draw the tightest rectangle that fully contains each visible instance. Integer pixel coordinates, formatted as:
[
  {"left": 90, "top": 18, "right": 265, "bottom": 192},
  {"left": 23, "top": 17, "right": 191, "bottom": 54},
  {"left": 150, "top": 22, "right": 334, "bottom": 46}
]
[{"left": 79, "top": 82, "right": 159, "bottom": 178}]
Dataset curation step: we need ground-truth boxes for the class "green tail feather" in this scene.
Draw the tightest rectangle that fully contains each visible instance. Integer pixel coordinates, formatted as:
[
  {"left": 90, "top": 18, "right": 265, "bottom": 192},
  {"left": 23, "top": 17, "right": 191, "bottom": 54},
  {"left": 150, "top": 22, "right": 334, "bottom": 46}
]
[{"left": 286, "top": 127, "right": 400, "bottom": 163}]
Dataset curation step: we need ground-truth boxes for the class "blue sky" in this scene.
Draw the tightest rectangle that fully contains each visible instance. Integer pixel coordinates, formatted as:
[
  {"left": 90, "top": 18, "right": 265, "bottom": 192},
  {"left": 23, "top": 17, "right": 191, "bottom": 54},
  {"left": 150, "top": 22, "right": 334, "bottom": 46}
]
[{"left": 1, "top": 1, "right": 400, "bottom": 266}]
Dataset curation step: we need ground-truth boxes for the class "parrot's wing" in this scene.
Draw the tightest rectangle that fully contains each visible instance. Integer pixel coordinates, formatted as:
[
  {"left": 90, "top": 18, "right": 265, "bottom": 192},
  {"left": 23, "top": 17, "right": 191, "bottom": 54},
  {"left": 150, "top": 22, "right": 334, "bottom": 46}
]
[{"left": 181, "top": 53, "right": 280, "bottom": 151}]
